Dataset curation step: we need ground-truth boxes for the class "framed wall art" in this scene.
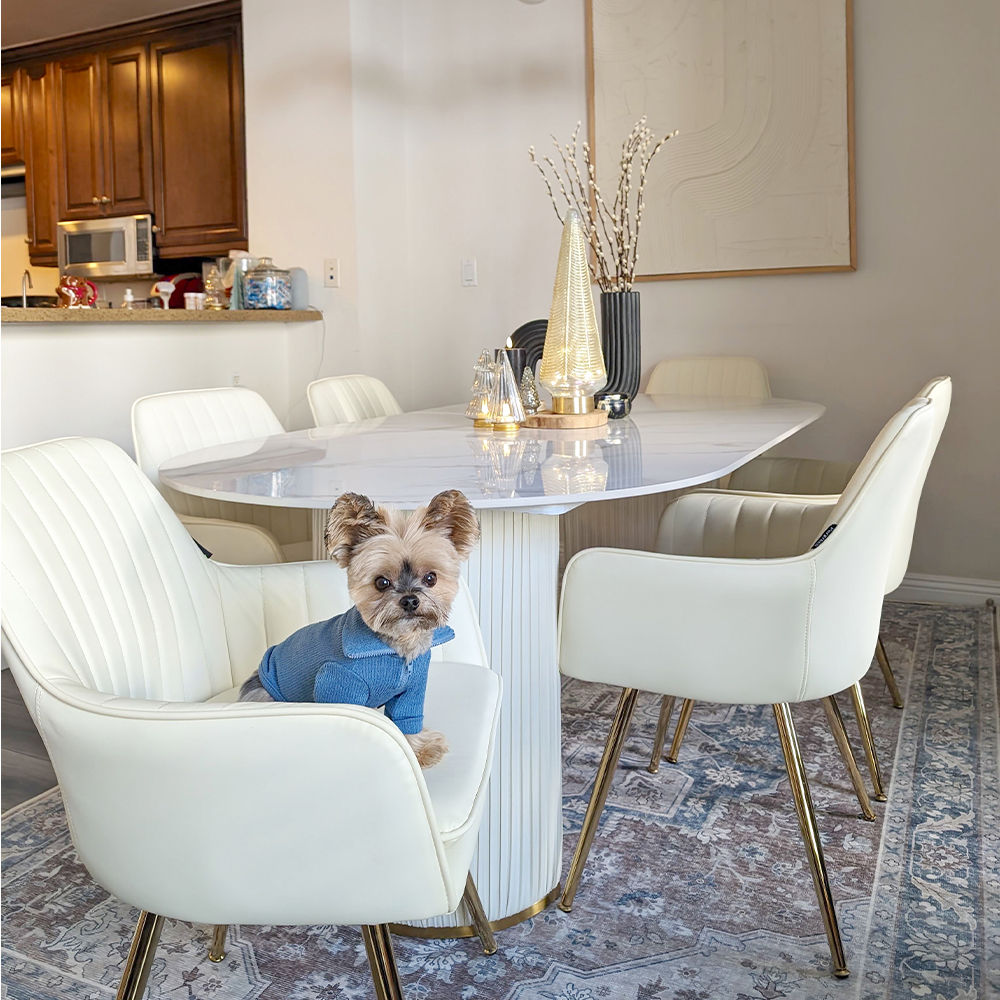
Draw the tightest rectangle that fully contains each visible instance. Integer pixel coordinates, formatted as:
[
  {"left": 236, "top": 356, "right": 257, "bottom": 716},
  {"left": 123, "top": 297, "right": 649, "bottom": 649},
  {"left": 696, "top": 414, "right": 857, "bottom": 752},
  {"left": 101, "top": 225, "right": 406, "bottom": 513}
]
[{"left": 587, "top": 0, "right": 856, "bottom": 280}]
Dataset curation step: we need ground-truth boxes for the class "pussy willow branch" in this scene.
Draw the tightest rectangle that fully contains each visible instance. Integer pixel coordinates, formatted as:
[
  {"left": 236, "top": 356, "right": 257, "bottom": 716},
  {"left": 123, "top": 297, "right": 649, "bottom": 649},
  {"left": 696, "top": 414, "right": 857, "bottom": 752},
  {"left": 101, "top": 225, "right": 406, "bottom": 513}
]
[{"left": 530, "top": 117, "right": 677, "bottom": 292}]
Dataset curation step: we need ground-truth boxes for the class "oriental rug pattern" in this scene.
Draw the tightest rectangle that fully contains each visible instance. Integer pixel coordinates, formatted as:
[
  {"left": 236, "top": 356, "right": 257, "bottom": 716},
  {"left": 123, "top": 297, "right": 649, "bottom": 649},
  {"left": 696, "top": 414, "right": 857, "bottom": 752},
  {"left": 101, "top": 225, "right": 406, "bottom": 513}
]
[{"left": 2, "top": 603, "right": 996, "bottom": 1000}]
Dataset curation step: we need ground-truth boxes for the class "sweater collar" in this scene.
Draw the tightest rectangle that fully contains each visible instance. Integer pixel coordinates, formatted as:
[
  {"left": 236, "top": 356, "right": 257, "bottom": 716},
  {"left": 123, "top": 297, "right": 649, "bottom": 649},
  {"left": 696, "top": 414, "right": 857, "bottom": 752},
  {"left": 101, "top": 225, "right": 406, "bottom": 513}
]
[{"left": 341, "top": 606, "right": 455, "bottom": 659}]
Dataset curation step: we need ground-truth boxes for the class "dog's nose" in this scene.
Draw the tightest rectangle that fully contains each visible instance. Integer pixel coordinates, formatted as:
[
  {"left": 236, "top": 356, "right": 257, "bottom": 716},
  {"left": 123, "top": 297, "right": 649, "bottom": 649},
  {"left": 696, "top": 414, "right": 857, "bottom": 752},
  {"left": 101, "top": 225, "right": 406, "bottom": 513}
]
[{"left": 400, "top": 594, "right": 420, "bottom": 613}]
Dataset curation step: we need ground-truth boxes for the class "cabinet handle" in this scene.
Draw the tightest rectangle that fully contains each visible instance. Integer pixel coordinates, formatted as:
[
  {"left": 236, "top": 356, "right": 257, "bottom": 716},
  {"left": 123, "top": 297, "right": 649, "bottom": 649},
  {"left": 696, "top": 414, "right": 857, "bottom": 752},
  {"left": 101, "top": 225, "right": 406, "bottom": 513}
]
[
  {"left": 92, "top": 196, "right": 100, "bottom": 204},
  {"left": 151, "top": 225, "right": 160, "bottom": 233},
  {"left": 100, "top": 196, "right": 111, "bottom": 204}
]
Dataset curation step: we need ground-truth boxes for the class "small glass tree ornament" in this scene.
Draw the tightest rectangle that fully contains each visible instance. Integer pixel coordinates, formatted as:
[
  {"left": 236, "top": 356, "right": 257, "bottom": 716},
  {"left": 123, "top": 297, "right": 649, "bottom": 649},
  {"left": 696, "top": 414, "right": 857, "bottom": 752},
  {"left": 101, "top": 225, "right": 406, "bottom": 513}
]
[
  {"left": 519, "top": 365, "right": 541, "bottom": 414},
  {"left": 538, "top": 209, "right": 606, "bottom": 415},
  {"left": 488, "top": 352, "right": 526, "bottom": 433},
  {"left": 466, "top": 349, "right": 497, "bottom": 428}
]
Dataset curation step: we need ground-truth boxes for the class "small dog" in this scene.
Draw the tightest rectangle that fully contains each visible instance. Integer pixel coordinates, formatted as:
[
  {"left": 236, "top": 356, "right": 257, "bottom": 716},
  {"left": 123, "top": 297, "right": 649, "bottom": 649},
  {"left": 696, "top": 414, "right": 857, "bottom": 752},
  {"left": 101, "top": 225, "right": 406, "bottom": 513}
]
[{"left": 240, "top": 489, "right": 480, "bottom": 768}]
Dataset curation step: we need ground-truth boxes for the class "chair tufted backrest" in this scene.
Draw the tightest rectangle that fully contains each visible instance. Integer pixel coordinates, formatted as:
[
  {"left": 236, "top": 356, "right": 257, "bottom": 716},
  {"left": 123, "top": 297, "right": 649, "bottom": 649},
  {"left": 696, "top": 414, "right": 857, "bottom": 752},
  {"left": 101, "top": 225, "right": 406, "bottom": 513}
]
[
  {"left": 645, "top": 356, "right": 772, "bottom": 399},
  {"left": 2, "top": 438, "right": 234, "bottom": 702},
  {"left": 307, "top": 375, "right": 403, "bottom": 427},
  {"left": 131, "top": 386, "right": 288, "bottom": 526},
  {"left": 819, "top": 377, "right": 950, "bottom": 591}
]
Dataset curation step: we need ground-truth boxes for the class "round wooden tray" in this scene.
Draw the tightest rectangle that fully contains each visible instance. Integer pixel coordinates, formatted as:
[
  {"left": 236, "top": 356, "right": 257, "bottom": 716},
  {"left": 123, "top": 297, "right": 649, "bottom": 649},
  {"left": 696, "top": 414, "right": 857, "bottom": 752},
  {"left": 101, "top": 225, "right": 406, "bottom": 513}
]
[{"left": 522, "top": 409, "right": 609, "bottom": 429}]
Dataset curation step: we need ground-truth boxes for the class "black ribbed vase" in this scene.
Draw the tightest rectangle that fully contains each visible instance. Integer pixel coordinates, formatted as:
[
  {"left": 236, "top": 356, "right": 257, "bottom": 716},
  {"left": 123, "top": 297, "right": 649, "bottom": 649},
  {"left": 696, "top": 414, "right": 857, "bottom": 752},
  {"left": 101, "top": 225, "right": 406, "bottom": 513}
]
[{"left": 595, "top": 290, "right": 641, "bottom": 412}]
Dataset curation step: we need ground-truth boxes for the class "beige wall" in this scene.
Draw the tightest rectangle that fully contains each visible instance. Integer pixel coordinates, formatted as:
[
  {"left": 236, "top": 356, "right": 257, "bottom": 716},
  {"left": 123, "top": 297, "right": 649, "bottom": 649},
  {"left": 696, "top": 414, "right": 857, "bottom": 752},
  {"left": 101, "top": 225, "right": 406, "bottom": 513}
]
[
  {"left": 257, "top": 0, "right": 991, "bottom": 584},
  {"left": 5, "top": 1, "right": 993, "bottom": 581}
]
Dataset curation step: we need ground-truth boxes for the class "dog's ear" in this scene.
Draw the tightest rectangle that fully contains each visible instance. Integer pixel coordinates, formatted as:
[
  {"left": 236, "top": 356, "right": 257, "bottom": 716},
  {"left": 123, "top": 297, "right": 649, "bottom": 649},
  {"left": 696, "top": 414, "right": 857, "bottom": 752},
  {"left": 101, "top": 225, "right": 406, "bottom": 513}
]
[
  {"left": 419, "top": 490, "right": 480, "bottom": 561},
  {"left": 325, "top": 493, "right": 388, "bottom": 567}
]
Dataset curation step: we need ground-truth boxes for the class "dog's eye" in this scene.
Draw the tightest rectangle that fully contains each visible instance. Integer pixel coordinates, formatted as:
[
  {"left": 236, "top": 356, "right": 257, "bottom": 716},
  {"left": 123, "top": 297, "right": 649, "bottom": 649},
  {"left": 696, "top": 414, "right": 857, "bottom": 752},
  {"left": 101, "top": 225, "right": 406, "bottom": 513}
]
[
  {"left": 374, "top": 576, "right": 391, "bottom": 591},
  {"left": 422, "top": 572, "right": 437, "bottom": 588}
]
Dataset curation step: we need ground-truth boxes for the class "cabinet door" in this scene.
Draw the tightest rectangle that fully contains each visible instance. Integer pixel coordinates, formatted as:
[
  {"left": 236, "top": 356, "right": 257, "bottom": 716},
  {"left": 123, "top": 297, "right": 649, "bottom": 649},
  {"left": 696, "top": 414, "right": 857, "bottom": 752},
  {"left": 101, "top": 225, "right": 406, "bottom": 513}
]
[
  {"left": 2, "top": 70, "right": 24, "bottom": 166},
  {"left": 150, "top": 20, "right": 247, "bottom": 256},
  {"left": 102, "top": 44, "right": 153, "bottom": 215},
  {"left": 53, "top": 53, "right": 104, "bottom": 219},
  {"left": 21, "top": 65, "right": 59, "bottom": 265}
]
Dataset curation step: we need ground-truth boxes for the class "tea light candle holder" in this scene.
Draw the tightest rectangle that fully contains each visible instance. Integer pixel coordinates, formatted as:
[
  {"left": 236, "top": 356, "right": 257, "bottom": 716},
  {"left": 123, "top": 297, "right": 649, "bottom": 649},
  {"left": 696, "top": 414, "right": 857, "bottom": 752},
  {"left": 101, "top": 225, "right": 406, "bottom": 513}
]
[{"left": 488, "top": 352, "right": 526, "bottom": 433}]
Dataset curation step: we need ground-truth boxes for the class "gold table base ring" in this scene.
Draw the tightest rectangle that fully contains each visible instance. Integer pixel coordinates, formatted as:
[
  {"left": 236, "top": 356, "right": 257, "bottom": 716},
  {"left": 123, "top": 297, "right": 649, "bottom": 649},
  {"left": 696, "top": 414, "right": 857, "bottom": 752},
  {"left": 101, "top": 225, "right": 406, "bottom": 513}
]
[{"left": 389, "top": 885, "right": 561, "bottom": 940}]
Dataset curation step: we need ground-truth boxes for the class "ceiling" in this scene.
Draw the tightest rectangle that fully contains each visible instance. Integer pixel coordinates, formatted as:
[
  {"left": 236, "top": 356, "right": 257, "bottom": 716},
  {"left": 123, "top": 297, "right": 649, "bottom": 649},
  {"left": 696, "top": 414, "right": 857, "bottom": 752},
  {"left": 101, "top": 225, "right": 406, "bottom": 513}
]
[{"left": 2, "top": 0, "right": 222, "bottom": 48}]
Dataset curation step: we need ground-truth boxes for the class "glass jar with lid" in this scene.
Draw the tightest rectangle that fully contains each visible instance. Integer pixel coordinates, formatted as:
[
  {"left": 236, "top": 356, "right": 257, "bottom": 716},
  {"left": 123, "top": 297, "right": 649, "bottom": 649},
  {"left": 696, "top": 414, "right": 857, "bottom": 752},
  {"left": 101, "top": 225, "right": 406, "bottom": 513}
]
[{"left": 244, "top": 257, "right": 292, "bottom": 310}]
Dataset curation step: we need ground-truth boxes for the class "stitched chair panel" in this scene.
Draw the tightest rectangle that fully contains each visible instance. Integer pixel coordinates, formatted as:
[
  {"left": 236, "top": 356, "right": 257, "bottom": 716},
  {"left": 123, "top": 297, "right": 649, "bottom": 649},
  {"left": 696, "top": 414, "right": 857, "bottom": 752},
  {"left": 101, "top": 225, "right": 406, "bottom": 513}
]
[
  {"left": 307, "top": 375, "right": 403, "bottom": 427},
  {"left": 645, "top": 356, "right": 772, "bottom": 399}
]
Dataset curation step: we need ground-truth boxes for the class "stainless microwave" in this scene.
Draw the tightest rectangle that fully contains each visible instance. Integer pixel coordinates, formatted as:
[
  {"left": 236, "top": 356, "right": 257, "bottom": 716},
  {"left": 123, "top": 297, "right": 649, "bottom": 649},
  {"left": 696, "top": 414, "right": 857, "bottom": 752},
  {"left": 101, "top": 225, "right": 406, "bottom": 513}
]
[{"left": 57, "top": 214, "right": 154, "bottom": 278}]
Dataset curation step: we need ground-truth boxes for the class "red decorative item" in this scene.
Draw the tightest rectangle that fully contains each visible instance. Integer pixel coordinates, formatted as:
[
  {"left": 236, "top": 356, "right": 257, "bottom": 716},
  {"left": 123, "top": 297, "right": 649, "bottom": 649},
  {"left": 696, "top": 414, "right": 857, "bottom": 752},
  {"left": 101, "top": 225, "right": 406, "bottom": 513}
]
[{"left": 56, "top": 276, "right": 98, "bottom": 308}]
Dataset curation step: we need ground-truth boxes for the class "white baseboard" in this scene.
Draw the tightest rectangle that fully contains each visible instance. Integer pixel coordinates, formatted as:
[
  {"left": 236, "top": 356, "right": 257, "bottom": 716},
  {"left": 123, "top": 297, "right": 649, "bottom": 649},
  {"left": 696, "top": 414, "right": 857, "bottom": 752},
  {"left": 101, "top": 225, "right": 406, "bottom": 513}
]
[{"left": 890, "top": 573, "right": 1000, "bottom": 606}]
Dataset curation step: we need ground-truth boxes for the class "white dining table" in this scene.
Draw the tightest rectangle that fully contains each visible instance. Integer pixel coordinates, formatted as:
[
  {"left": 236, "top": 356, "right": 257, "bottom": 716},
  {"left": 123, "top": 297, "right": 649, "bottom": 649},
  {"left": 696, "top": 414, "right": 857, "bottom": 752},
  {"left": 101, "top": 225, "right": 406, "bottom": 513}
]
[{"left": 160, "top": 393, "right": 824, "bottom": 934}]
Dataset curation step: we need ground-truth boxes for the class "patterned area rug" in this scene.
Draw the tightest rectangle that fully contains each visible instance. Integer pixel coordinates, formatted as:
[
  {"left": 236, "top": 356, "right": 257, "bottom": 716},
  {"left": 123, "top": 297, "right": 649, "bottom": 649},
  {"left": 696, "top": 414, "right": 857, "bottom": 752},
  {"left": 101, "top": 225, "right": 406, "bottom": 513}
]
[{"left": 2, "top": 603, "right": 997, "bottom": 1000}]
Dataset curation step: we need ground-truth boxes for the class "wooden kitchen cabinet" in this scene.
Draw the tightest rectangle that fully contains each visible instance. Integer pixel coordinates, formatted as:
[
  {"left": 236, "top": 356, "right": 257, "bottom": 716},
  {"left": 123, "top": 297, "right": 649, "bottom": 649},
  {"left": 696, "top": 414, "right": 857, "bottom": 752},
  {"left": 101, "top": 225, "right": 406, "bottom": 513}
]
[
  {"left": 53, "top": 44, "right": 152, "bottom": 220},
  {"left": 150, "top": 19, "right": 246, "bottom": 256},
  {"left": 21, "top": 65, "right": 59, "bottom": 265},
  {"left": 2, "top": 69, "right": 24, "bottom": 166},
  {"left": 3, "top": 0, "right": 247, "bottom": 263}
]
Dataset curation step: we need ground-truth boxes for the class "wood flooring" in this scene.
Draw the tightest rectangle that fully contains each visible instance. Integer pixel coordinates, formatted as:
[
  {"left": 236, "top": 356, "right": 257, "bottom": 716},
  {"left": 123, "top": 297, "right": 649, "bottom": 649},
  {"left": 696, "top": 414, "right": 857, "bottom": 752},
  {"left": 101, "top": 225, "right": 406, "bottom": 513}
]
[{"left": 2, "top": 669, "right": 56, "bottom": 812}]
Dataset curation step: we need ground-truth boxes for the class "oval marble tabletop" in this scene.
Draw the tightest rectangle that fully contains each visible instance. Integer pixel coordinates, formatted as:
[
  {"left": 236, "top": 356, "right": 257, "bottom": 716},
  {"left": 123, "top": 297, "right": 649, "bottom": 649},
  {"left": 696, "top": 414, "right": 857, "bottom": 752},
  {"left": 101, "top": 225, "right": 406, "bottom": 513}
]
[
  {"left": 158, "top": 391, "right": 825, "bottom": 931},
  {"left": 159, "top": 394, "right": 825, "bottom": 511}
]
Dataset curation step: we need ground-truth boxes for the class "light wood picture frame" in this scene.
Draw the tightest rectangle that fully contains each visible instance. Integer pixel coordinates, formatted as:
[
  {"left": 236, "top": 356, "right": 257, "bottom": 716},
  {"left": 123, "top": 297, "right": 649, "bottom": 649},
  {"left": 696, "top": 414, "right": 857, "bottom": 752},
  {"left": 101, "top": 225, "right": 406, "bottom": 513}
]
[{"left": 586, "top": 0, "right": 856, "bottom": 281}]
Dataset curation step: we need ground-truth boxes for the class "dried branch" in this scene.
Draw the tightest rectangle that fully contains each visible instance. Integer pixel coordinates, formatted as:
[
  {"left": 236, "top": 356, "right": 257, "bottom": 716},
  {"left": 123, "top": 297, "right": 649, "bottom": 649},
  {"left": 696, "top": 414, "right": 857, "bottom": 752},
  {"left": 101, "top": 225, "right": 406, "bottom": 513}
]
[{"left": 529, "top": 118, "right": 676, "bottom": 291}]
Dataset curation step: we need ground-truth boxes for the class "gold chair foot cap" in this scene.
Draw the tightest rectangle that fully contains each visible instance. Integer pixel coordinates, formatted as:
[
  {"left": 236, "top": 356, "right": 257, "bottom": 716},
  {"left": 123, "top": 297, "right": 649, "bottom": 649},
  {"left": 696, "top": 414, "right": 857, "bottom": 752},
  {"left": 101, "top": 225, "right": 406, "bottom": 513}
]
[
  {"left": 557, "top": 901, "right": 572, "bottom": 913},
  {"left": 665, "top": 756, "right": 679, "bottom": 764},
  {"left": 859, "top": 812, "right": 877, "bottom": 822},
  {"left": 874, "top": 793, "right": 888, "bottom": 802},
  {"left": 892, "top": 703, "right": 904, "bottom": 710},
  {"left": 646, "top": 763, "right": 660, "bottom": 774},
  {"left": 482, "top": 944, "right": 498, "bottom": 956},
  {"left": 833, "top": 968, "right": 851, "bottom": 979},
  {"left": 208, "top": 952, "right": 225, "bottom": 963}
]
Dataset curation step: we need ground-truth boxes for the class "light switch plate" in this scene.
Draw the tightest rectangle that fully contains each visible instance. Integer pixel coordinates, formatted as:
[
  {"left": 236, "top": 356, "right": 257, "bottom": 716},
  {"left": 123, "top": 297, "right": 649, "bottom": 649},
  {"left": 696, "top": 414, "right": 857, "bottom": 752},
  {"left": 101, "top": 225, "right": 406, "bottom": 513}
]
[{"left": 324, "top": 258, "right": 341, "bottom": 288}]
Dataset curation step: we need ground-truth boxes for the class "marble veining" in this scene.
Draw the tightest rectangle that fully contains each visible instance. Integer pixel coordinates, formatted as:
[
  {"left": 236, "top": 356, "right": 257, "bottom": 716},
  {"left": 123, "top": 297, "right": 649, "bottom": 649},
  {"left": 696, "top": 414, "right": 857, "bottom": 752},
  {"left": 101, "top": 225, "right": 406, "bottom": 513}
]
[{"left": 160, "top": 395, "right": 824, "bottom": 511}]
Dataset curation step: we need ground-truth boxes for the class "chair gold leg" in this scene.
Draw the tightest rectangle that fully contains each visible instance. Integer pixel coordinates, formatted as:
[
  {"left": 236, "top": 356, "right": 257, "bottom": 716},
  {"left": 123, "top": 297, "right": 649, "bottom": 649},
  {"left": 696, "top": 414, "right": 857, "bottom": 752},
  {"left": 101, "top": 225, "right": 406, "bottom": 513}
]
[
  {"left": 665, "top": 698, "right": 695, "bottom": 763},
  {"left": 362, "top": 924, "right": 404, "bottom": 1000},
  {"left": 850, "top": 681, "right": 888, "bottom": 801},
  {"left": 559, "top": 687, "right": 639, "bottom": 913},
  {"left": 876, "top": 635, "right": 904, "bottom": 708},
  {"left": 208, "top": 924, "right": 227, "bottom": 962},
  {"left": 773, "top": 703, "right": 849, "bottom": 979},
  {"left": 822, "top": 696, "right": 876, "bottom": 821},
  {"left": 115, "top": 911, "right": 164, "bottom": 1000},
  {"left": 647, "top": 695, "right": 676, "bottom": 773},
  {"left": 462, "top": 873, "right": 498, "bottom": 955}
]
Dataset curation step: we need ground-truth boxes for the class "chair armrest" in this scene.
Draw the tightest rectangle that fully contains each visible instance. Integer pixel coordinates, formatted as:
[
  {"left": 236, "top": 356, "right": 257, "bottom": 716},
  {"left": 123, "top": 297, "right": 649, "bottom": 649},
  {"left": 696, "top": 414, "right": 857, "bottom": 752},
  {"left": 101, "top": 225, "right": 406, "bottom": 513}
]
[
  {"left": 179, "top": 513, "right": 285, "bottom": 564},
  {"left": 726, "top": 456, "right": 857, "bottom": 495},
  {"left": 656, "top": 490, "right": 837, "bottom": 558},
  {"left": 559, "top": 546, "right": 848, "bottom": 705},
  {"left": 32, "top": 678, "right": 465, "bottom": 927}
]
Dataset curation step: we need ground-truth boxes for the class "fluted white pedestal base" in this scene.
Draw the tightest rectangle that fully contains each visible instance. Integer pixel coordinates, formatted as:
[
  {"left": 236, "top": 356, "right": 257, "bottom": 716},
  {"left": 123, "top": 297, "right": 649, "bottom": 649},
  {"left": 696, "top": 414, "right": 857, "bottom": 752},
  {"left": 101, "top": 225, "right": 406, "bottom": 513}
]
[{"left": 403, "top": 509, "right": 563, "bottom": 930}]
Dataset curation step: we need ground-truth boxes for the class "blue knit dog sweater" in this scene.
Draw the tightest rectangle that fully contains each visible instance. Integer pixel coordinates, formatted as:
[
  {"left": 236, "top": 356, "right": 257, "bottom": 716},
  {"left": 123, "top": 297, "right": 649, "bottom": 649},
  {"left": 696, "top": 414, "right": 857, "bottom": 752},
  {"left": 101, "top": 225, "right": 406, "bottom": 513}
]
[{"left": 257, "top": 606, "right": 454, "bottom": 735}]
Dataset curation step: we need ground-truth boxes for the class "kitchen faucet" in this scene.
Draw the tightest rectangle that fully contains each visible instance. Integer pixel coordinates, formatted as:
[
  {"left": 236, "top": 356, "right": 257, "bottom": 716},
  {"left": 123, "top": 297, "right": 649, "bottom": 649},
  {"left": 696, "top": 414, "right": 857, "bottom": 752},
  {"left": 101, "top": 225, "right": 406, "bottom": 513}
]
[{"left": 21, "top": 269, "right": 32, "bottom": 308}]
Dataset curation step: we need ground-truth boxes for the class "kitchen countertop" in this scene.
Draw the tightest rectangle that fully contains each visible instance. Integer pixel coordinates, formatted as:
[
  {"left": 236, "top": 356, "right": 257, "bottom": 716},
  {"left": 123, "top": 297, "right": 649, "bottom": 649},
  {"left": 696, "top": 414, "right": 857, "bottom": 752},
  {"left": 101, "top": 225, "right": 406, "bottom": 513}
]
[{"left": 0, "top": 307, "right": 322, "bottom": 324}]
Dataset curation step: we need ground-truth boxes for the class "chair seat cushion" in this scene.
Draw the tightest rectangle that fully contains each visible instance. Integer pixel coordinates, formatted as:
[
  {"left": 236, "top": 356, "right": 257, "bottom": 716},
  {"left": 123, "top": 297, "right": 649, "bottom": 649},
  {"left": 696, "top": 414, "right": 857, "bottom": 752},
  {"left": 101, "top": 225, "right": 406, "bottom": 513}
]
[{"left": 206, "top": 659, "right": 499, "bottom": 842}]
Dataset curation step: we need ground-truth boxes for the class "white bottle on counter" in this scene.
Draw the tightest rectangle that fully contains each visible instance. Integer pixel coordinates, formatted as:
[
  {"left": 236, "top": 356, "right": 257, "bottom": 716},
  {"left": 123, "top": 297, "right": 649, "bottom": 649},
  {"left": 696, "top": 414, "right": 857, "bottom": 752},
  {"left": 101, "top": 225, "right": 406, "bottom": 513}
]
[{"left": 122, "top": 288, "right": 135, "bottom": 310}]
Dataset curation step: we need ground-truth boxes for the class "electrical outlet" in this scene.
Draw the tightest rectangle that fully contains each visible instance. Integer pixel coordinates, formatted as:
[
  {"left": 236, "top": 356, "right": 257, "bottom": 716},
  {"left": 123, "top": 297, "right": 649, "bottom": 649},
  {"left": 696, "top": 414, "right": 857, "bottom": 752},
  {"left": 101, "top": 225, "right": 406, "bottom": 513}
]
[
  {"left": 232, "top": 373, "right": 240, "bottom": 386},
  {"left": 324, "top": 258, "right": 341, "bottom": 288},
  {"left": 461, "top": 257, "right": 478, "bottom": 287}
]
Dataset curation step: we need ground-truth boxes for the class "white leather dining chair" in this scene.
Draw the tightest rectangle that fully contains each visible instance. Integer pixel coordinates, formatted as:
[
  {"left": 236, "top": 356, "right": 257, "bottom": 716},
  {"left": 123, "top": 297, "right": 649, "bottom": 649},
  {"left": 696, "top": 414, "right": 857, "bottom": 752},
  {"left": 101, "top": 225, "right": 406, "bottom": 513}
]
[
  {"left": 654, "top": 377, "right": 952, "bottom": 779},
  {"left": 555, "top": 390, "right": 942, "bottom": 978},
  {"left": 645, "top": 355, "right": 771, "bottom": 399},
  {"left": 307, "top": 374, "right": 403, "bottom": 427},
  {"left": 132, "top": 386, "right": 313, "bottom": 564},
  {"left": 1, "top": 437, "right": 502, "bottom": 1000}
]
